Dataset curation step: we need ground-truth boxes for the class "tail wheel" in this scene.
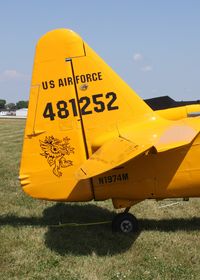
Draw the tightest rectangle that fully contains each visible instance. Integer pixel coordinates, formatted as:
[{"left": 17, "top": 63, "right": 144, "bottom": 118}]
[{"left": 112, "top": 212, "right": 138, "bottom": 233}]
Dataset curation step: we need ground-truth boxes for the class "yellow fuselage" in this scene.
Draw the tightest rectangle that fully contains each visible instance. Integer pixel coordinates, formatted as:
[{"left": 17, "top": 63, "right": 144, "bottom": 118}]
[
  {"left": 93, "top": 135, "right": 200, "bottom": 200},
  {"left": 19, "top": 29, "right": 200, "bottom": 210}
]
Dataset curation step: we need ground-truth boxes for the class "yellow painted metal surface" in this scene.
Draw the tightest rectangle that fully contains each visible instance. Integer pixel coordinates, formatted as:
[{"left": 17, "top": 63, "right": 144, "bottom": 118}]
[
  {"left": 20, "top": 29, "right": 200, "bottom": 209},
  {"left": 157, "top": 104, "right": 200, "bottom": 120},
  {"left": 20, "top": 29, "right": 92, "bottom": 201},
  {"left": 76, "top": 137, "right": 153, "bottom": 180}
]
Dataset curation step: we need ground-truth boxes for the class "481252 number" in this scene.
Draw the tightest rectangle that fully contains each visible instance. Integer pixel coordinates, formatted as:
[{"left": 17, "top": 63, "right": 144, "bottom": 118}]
[{"left": 43, "top": 92, "right": 119, "bottom": 121}]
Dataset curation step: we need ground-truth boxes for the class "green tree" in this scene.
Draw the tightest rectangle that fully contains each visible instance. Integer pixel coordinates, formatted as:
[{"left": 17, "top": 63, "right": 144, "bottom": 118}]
[
  {"left": 0, "top": 99, "right": 6, "bottom": 110},
  {"left": 5, "top": 103, "right": 16, "bottom": 110},
  {"left": 16, "top": 100, "right": 29, "bottom": 109}
]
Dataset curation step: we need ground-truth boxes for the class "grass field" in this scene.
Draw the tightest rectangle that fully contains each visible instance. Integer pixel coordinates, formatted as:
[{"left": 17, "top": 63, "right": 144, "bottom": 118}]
[{"left": 1, "top": 119, "right": 200, "bottom": 280}]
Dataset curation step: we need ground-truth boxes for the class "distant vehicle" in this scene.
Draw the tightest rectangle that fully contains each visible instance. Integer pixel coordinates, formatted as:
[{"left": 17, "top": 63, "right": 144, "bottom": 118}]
[{"left": 19, "top": 29, "right": 200, "bottom": 233}]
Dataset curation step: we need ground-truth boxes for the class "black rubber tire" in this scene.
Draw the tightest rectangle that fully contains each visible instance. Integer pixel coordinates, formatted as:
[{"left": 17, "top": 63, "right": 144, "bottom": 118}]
[{"left": 112, "top": 212, "right": 139, "bottom": 233}]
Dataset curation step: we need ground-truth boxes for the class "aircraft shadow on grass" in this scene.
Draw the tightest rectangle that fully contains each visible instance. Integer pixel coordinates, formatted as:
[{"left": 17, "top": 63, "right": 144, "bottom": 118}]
[{"left": 0, "top": 203, "right": 200, "bottom": 256}]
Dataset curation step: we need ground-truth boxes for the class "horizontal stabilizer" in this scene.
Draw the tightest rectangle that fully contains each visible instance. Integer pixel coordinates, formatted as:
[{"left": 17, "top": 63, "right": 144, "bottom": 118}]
[
  {"left": 76, "top": 137, "right": 153, "bottom": 180},
  {"left": 155, "top": 124, "right": 199, "bottom": 152},
  {"left": 76, "top": 123, "right": 199, "bottom": 180}
]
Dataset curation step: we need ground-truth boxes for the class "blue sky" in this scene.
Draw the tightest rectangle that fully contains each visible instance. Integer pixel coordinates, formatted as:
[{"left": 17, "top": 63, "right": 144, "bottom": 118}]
[{"left": 0, "top": 0, "right": 200, "bottom": 103}]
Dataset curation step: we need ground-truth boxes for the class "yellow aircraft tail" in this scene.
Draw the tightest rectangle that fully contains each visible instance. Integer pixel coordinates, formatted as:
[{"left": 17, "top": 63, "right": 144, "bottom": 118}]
[{"left": 19, "top": 29, "right": 155, "bottom": 201}]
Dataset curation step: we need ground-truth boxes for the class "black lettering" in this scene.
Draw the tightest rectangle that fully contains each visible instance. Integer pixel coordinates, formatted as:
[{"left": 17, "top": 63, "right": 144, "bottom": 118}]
[
  {"left": 92, "top": 94, "right": 105, "bottom": 113},
  {"left": 80, "top": 75, "right": 86, "bottom": 83},
  {"left": 49, "top": 80, "right": 55, "bottom": 88},
  {"left": 42, "top": 91, "right": 119, "bottom": 122},
  {"left": 67, "top": 77, "right": 73, "bottom": 85},
  {"left": 122, "top": 173, "right": 128, "bottom": 181},
  {"left": 97, "top": 173, "right": 129, "bottom": 185},
  {"left": 42, "top": 81, "right": 48, "bottom": 90},
  {"left": 57, "top": 101, "right": 69, "bottom": 119},
  {"left": 107, "top": 176, "right": 112, "bottom": 183},
  {"left": 43, "top": 103, "right": 55, "bottom": 120},
  {"left": 106, "top": 92, "right": 119, "bottom": 111},
  {"left": 113, "top": 175, "right": 117, "bottom": 182},
  {"left": 58, "top": 79, "right": 64, "bottom": 87},
  {"left": 69, "top": 99, "right": 78, "bottom": 117},
  {"left": 63, "top": 78, "right": 67, "bottom": 86},
  {"left": 98, "top": 72, "right": 102, "bottom": 80},
  {"left": 86, "top": 73, "right": 92, "bottom": 82},
  {"left": 79, "top": 96, "right": 92, "bottom": 115},
  {"left": 75, "top": 76, "right": 80, "bottom": 84},
  {"left": 117, "top": 174, "right": 122, "bottom": 181},
  {"left": 74, "top": 72, "right": 103, "bottom": 84},
  {"left": 92, "top": 72, "right": 98, "bottom": 81}
]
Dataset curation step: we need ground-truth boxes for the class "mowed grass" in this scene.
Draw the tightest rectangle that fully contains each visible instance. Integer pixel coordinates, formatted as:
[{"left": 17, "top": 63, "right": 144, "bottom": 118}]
[{"left": 1, "top": 119, "right": 200, "bottom": 280}]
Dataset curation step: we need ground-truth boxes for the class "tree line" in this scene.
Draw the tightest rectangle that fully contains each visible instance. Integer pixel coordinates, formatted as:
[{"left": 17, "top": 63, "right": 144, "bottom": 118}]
[{"left": 0, "top": 99, "right": 29, "bottom": 110}]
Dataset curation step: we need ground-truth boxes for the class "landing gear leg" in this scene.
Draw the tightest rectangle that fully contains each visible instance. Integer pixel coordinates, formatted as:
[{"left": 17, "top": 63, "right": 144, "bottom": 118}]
[
  {"left": 112, "top": 209, "right": 139, "bottom": 233},
  {"left": 124, "top": 207, "right": 130, "bottom": 213}
]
